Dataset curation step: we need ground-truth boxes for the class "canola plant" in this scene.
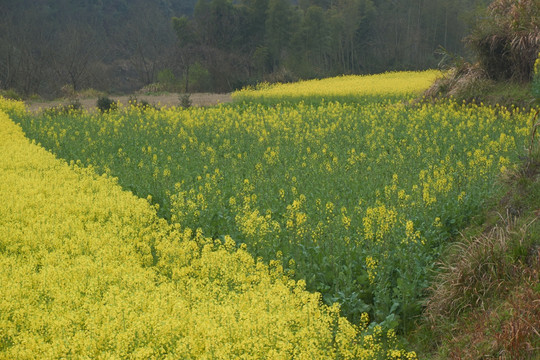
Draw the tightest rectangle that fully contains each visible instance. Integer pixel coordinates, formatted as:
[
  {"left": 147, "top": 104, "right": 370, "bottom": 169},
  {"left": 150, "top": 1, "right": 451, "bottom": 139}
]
[
  {"left": 1, "top": 70, "right": 535, "bottom": 357},
  {"left": 0, "top": 102, "right": 415, "bottom": 359}
]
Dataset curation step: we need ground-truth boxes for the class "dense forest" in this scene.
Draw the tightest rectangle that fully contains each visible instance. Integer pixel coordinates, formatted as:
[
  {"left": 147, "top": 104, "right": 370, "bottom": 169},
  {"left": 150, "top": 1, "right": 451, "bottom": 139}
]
[{"left": 0, "top": 0, "right": 489, "bottom": 96}]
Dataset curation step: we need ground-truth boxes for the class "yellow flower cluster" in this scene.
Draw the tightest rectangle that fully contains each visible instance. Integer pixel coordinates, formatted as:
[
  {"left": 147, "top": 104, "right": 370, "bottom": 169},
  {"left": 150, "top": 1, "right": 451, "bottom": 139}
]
[
  {"left": 0, "top": 95, "right": 26, "bottom": 116},
  {"left": 232, "top": 70, "right": 441, "bottom": 103},
  {"left": 0, "top": 107, "right": 414, "bottom": 358},
  {"left": 533, "top": 52, "right": 540, "bottom": 100}
]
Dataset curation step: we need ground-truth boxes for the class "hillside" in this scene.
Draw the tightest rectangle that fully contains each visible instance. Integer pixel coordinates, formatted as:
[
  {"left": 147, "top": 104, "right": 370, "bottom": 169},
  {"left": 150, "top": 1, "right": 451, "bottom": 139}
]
[
  {"left": 414, "top": 132, "right": 540, "bottom": 359},
  {"left": 1, "top": 0, "right": 486, "bottom": 96}
]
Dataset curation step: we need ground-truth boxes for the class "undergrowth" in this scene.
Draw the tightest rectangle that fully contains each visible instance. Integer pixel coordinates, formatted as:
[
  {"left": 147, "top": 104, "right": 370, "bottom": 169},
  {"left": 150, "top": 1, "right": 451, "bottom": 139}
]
[
  {"left": 423, "top": 63, "right": 535, "bottom": 110},
  {"left": 413, "top": 146, "right": 540, "bottom": 359}
]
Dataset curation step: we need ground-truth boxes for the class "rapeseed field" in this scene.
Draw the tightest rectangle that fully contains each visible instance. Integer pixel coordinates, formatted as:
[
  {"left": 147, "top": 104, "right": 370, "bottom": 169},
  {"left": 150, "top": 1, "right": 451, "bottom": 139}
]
[
  {"left": 2, "top": 71, "right": 534, "bottom": 357},
  {"left": 0, "top": 103, "right": 415, "bottom": 358},
  {"left": 232, "top": 70, "right": 441, "bottom": 103}
]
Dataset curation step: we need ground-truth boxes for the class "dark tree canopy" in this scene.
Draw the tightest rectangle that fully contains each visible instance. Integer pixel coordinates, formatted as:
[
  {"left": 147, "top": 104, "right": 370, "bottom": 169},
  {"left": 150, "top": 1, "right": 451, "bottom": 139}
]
[{"left": 0, "top": 0, "right": 494, "bottom": 96}]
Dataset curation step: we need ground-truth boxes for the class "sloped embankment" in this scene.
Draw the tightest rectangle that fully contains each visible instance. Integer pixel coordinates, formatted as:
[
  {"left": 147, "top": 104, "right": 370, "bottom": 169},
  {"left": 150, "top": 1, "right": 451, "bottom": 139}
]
[{"left": 418, "top": 140, "right": 540, "bottom": 359}]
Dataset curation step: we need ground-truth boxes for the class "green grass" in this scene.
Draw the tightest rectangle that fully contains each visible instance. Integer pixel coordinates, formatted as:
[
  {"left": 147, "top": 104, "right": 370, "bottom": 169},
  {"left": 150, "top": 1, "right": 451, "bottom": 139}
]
[{"left": 468, "top": 81, "right": 535, "bottom": 110}]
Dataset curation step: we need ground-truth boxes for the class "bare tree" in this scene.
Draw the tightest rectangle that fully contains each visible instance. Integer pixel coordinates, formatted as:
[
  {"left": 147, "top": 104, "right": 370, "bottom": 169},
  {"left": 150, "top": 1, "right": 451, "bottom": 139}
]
[{"left": 51, "top": 24, "right": 102, "bottom": 91}]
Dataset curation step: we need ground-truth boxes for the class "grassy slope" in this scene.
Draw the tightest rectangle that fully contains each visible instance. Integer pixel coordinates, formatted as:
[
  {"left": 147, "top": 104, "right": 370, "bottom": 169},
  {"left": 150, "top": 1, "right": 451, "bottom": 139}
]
[
  {"left": 424, "top": 67, "right": 536, "bottom": 111},
  {"left": 413, "top": 82, "right": 540, "bottom": 359}
]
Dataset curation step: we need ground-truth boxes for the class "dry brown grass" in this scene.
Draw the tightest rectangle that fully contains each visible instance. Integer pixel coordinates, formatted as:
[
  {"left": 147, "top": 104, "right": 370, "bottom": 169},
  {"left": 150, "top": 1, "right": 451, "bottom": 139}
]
[
  {"left": 424, "top": 63, "right": 490, "bottom": 100},
  {"left": 424, "top": 211, "right": 540, "bottom": 359},
  {"left": 426, "top": 212, "right": 536, "bottom": 323},
  {"left": 441, "top": 284, "right": 540, "bottom": 359}
]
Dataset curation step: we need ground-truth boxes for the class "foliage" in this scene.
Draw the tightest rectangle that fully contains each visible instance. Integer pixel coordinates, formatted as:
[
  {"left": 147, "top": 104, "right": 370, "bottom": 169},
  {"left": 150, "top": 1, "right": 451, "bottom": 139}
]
[
  {"left": 466, "top": 0, "right": 540, "bottom": 81},
  {"left": 188, "top": 62, "right": 213, "bottom": 92},
  {"left": 0, "top": 89, "right": 22, "bottom": 101},
  {"left": 179, "top": 93, "right": 193, "bottom": 109},
  {"left": 1, "top": 0, "right": 184, "bottom": 96},
  {"left": 157, "top": 69, "right": 181, "bottom": 92},
  {"left": 0, "top": 103, "right": 416, "bottom": 359},
  {"left": 9, "top": 72, "right": 535, "bottom": 334},
  {"left": 97, "top": 96, "right": 118, "bottom": 113},
  {"left": 533, "top": 52, "right": 540, "bottom": 100},
  {"left": 1, "top": 0, "right": 492, "bottom": 94}
]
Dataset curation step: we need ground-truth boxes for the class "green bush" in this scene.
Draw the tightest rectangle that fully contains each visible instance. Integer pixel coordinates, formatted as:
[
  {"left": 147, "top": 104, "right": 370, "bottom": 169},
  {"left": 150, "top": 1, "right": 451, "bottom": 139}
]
[
  {"left": 157, "top": 69, "right": 180, "bottom": 92},
  {"left": 97, "top": 96, "right": 118, "bottom": 113},
  {"left": 0, "top": 89, "right": 22, "bottom": 101},
  {"left": 128, "top": 96, "right": 154, "bottom": 110},
  {"left": 179, "top": 93, "right": 192, "bottom": 108}
]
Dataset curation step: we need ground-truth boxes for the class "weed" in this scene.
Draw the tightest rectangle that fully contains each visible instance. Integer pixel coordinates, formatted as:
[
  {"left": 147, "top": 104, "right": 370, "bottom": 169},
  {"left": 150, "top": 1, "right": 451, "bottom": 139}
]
[
  {"left": 128, "top": 96, "right": 154, "bottom": 110},
  {"left": 42, "top": 98, "right": 83, "bottom": 116}
]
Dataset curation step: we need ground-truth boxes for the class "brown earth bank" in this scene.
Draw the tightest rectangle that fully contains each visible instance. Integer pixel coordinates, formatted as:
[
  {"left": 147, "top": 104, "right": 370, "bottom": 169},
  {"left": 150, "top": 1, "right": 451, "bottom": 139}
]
[{"left": 26, "top": 93, "right": 232, "bottom": 112}]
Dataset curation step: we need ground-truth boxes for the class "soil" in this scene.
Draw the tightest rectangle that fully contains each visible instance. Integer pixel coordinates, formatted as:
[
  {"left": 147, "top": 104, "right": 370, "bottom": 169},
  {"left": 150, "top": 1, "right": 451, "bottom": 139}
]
[{"left": 26, "top": 93, "right": 232, "bottom": 112}]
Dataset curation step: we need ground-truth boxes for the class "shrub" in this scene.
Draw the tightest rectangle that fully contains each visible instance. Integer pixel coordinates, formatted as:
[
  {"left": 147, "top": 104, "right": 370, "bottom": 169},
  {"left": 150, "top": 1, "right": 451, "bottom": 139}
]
[
  {"left": 179, "top": 93, "right": 192, "bottom": 108},
  {"left": 60, "top": 84, "right": 78, "bottom": 100},
  {"left": 128, "top": 96, "right": 154, "bottom": 110},
  {"left": 0, "top": 89, "right": 22, "bottom": 101},
  {"left": 467, "top": 0, "right": 540, "bottom": 82},
  {"left": 97, "top": 96, "right": 117, "bottom": 113}
]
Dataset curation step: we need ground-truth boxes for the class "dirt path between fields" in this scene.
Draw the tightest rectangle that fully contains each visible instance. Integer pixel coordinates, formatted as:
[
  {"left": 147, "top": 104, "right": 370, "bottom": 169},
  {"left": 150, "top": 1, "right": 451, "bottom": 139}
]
[{"left": 26, "top": 93, "right": 233, "bottom": 112}]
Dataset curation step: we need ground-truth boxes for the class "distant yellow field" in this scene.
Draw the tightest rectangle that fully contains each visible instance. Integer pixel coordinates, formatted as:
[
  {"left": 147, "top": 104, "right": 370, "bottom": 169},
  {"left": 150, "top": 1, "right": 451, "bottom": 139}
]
[{"left": 233, "top": 70, "right": 441, "bottom": 102}]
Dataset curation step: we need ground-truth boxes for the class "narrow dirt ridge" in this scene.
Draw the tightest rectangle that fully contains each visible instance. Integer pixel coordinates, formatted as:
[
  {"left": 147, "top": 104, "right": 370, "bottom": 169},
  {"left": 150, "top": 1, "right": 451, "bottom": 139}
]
[{"left": 26, "top": 93, "right": 232, "bottom": 112}]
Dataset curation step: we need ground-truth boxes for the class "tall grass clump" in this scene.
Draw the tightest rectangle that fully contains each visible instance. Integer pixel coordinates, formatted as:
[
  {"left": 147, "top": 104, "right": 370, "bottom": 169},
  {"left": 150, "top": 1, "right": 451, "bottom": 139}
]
[
  {"left": 466, "top": 0, "right": 539, "bottom": 82},
  {"left": 424, "top": 0, "right": 539, "bottom": 107}
]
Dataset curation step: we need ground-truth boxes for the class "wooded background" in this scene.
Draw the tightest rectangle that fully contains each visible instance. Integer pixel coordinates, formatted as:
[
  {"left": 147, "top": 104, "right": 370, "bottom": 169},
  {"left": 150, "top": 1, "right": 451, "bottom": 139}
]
[{"left": 0, "top": 0, "right": 490, "bottom": 96}]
